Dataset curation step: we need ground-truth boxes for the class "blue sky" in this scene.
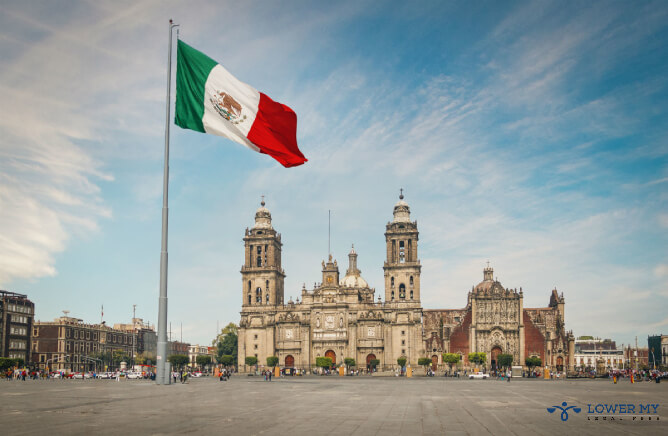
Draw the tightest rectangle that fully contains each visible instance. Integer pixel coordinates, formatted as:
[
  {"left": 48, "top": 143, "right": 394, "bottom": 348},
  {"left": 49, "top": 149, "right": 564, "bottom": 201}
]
[{"left": 1, "top": 0, "right": 666, "bottom": 348}]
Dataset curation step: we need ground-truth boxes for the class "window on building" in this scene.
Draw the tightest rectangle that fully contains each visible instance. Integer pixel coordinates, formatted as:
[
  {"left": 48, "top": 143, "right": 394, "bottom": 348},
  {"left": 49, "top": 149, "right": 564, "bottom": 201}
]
[
  {"left": 254, "top": 334, "right": 258, "bottom": 340},
  {"left": 402, "top": 349, "right": 406, "bottom": 355},
  {"left": 401, "top": 340, "right": 405, "bottom": 345},
  {"left": 248, "top": 280, "right": 251, "bottom": 292},
  {"left": 391, "top": 290, "right": 395, "bottom": 300},
  {"left": 399, "top": 241, "right": 405, "bottom": 263},
  {"left": 391, "top": 277, "right": 394, "bottom": 287},
  {"left": 401, "top": 330, "right": 405, "bottom": 335},
  {"left": 410, "top": 276, "right": 413, "bottom": 286},
  {"left": 410, "top": 290, "right": 413, "bottom": 299},
  {"left": 266, "top": 294, "right": 269, "bottom": 303},
  {"left": 248, "top": 294, "right": 251, "bottom": 305},
  {"left": 256, "top": 287, "right": 262, "bottom": 303},
  {"left": 264, "top": 244, "right": 268, "bottom": 265},
  {"left": 399, "top": 284, "right": 406, "bottom": 299},
  {"left": 254, "top": 344, "right": 258, "bottom": 350}
]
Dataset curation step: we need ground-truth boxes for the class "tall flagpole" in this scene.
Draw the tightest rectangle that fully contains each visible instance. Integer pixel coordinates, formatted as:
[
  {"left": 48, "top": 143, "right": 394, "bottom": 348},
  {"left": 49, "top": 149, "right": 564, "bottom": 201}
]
[{"left": 157, "top": 18, "right": 179, "bottom": 385}]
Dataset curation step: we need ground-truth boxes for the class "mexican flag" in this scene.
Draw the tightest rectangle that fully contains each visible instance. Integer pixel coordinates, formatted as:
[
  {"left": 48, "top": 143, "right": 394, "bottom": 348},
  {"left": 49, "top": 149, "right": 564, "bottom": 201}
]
[{"left": 175, "top": 40, "right": 307, "bottom": 168}]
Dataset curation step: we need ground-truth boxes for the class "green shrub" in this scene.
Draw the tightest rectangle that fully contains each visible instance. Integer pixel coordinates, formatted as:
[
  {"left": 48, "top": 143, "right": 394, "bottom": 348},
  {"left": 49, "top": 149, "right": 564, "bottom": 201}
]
[{"left": 316, "top": 356, "right": 333, "bottom": 368}]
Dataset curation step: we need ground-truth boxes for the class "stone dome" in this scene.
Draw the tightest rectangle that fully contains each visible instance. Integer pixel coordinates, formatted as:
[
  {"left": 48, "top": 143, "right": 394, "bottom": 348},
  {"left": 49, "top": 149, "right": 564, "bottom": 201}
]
[
  {"left": 341, "top": 244, "right": 369, "bottom": 288},
  {"left": 341, "top": 274, "right": 369, "bottom": 289},
  {"left": 253, "top": 199, "right": 272, "bottom": 229},
  {"left": 392, "top": 190, "right": 411, "bottom": 223}
]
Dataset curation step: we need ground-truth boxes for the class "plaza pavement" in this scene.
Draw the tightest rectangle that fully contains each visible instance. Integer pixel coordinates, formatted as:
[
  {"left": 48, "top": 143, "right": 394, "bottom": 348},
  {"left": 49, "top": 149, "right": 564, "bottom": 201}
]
[{"left": 1, "top": 375, "right": 666, "bottom": 435}]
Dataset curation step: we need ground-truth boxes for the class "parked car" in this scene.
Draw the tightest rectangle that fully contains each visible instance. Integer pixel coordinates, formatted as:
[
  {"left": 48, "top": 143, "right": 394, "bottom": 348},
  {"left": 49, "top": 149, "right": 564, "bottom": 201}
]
[
  {"left": 98, "top": 372, "right": 113, "bottom": 379},
  {"left": 126, "top": 371, "right": 143, "bottom": 379},
  {"left": 469, "top": 372, "right": 489, "bottom": 380}
]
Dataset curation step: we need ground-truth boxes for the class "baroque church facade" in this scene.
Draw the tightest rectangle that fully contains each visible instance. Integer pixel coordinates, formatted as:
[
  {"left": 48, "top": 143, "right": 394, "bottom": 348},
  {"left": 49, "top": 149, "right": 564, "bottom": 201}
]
[{"left": 237, "top": 195, "right": 574, "bottom": 372}]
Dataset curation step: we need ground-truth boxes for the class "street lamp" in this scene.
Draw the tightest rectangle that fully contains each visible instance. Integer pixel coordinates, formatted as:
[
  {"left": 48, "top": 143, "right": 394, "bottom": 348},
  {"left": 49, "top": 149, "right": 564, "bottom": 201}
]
[{"left": 650, "top": 350, "right": 656, "bottom": 370}]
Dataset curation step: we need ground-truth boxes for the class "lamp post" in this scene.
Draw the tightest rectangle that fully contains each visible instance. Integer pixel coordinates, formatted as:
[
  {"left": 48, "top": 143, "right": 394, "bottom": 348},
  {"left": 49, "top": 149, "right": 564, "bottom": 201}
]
[{"left": 132, "top": 305, "right": 136, "bottom": 371}]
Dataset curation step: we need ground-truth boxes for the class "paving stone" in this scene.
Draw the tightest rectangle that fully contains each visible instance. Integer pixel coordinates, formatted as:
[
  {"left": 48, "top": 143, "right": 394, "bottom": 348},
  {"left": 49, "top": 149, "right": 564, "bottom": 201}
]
[{"left": 0, "top": 376, "right": 666, "bottom": 435}]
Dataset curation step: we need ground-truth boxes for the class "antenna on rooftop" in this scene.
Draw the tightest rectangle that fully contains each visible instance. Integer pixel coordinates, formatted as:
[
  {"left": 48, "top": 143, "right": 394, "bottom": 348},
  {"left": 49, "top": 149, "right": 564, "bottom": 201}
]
[{"left": 62, "top": 310, "right": 70, "bottom": 317}]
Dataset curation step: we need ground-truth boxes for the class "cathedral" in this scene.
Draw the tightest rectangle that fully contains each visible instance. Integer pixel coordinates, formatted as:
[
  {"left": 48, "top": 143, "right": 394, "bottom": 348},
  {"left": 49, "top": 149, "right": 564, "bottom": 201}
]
[{"left": 237, "top": 194, "right": 574, "bottom": 372}]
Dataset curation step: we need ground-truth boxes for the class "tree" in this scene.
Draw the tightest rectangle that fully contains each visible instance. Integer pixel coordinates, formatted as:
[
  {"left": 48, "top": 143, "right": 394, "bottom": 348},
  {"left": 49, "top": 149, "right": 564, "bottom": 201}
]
[
  {"left": 369, "top": 359, "right": 380, "bottom": 370},
  {"left": 134, "top": 353, "right": 147, "bottom": 366},
  {"left": 112, "top": 350, "right": 130, "bottom": 367},
  {"left": 397, "top": 357, "right": 407, "bottom": 368},
  {"left": 266, "top": 356, "right": 279, "bottom": 367},
  {"left": 442, "top": 353, "right": 461, "bottom": 372},
  {"left": 315, "top": 357, "right": 333, "bottom": 369},
  {"left": 220, "top": 355, "right": 234, "bottom": 367},
  {"left": 344, "top": 358, "right": 356, "bottom": 372},
  {"left": 0, "top": 358, "right": 15, "bottom": 371},
  {"left": 213, "top": 322, "right": 238, "bottom": 365},
  {"left": 418, "top": 357, "right": 432, "bottom": 371},
  {"left": 91, "top": 351, "right": 112, "bottom": 368},
  {"left": 497, "top": 354, "right": 513, "bottom": 370},
  {"left": 526, "top": 356, "right": 542, "bottom": 372},
  {"left": 245, "top": 356, "right": 258, "bottom": 367},
  {"left": 196, "top": 355, "right": 212, "bottom": 370},
  {"left": 468, "top": 352, "right": 486, "bottom": 367},
  {"left": 168, "top": 354, "right": 189, "bottom": 370}
]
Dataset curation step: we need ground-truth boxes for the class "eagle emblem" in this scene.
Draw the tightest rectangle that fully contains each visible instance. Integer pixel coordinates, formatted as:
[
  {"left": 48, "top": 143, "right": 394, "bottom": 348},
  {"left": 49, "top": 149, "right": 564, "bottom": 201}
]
[{"left": 210, "top": 91, "right": 247, "bottom": 125}]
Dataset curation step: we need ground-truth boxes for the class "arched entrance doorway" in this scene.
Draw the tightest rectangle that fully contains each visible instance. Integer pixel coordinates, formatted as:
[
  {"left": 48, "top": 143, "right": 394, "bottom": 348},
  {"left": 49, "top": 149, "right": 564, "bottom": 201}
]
[
  {"left": 285, "top": 355, "right": 294, "bottom": 368},
  {"left": 366, "top": 354, "right": 376, "bottom": 371},
  {"left": 325, "top": 350, "right": 336, "bottom": 367},
  {"left": 491, "top": 346, "right": 502, "bottom": 370},
  {"left": 431, "top": 355, "right": 438, "bottom": 372},
  {"left": 556, "top": 356, "right": 564, "bottom": 372}
]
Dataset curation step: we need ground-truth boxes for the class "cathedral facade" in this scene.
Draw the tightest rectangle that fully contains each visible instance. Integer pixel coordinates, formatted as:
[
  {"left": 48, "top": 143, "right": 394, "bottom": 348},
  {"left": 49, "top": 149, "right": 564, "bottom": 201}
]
[{"left": 237, "top": 195, "right": 574, "bottom": 372}]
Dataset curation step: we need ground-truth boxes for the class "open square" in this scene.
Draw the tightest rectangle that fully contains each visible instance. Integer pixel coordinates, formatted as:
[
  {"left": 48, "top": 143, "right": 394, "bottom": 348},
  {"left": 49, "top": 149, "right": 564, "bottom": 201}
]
[{"left": 1, "top": 376, "right": 666, "bottom": 435}]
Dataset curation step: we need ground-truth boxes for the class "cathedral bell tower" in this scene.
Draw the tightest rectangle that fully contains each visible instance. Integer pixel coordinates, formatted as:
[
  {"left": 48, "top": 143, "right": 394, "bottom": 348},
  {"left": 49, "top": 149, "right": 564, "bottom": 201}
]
[
  {"left": 384, "top": 190, "right": 421, "bottom": 303},
  {"left": 241, "top": 199, "right": 285, "bottom": 307}
]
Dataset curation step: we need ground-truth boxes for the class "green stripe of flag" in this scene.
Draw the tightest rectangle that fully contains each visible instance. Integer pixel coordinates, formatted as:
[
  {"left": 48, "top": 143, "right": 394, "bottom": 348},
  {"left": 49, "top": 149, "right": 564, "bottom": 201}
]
[{"left": 175, "top": 40, "right": 218, "bottom": 133}]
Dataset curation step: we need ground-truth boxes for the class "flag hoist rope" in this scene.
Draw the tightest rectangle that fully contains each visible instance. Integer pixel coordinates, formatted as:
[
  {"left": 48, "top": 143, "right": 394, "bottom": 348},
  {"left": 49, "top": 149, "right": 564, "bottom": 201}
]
[{"left": 157, "top": 19, "right": 179, "bottom": 385}]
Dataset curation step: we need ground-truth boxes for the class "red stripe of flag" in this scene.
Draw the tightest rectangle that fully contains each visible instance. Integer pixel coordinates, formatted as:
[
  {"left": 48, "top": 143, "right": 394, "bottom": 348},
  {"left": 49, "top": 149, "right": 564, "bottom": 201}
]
[{"left": 247, "top": 93, "right": 307, "bottom": 168}]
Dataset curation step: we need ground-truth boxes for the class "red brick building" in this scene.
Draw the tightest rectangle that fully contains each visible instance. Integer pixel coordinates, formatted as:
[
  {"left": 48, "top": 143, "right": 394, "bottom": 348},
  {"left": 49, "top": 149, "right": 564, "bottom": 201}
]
[
  {"left": 32, "top": 316, "right": 136, "bottom": 372},
  {"left": 423, "top": 266, "right": 575, "bottom": 372}
]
